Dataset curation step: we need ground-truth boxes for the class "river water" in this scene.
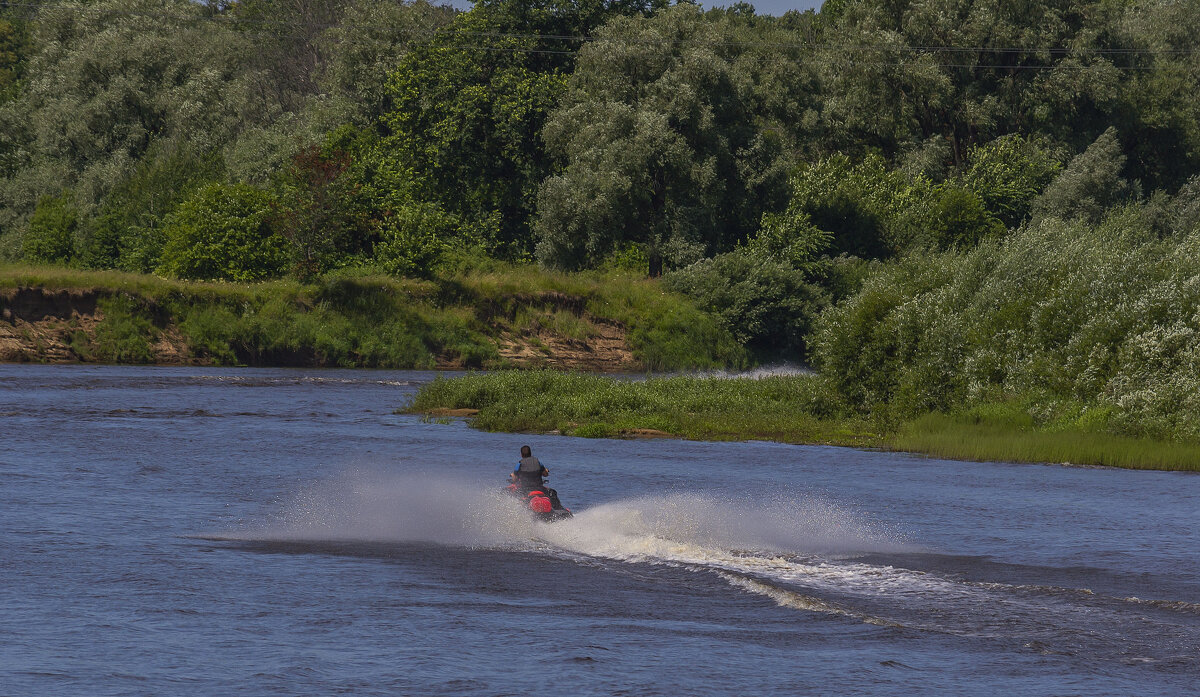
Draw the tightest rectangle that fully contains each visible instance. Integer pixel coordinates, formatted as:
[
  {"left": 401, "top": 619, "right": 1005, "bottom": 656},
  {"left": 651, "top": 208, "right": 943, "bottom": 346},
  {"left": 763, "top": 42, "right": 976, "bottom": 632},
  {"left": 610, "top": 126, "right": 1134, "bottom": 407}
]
[{"left": 2, "top": 365, "right": 1198, "bottom": 696}]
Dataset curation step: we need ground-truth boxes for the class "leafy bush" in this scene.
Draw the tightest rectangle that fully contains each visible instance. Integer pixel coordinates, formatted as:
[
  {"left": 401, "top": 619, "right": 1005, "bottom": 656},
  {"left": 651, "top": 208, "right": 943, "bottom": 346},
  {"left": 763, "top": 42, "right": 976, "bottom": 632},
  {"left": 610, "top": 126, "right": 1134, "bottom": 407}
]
[
  {"left": 1030, "top": 128, "right": 1135, "bottom": 224},
  {"left": 919, "top": 184, "right": 1007, "bottom": 248},
  {"left": 158, "top": 183, "right": 287, "bottom": 282},
  {"left": 374, "top": 201, "right": 464, "bottom": 279},
  {"left": 274, "top": 145, "right": 363, "bottom": 279},
  {"left": 959, "top": 134, "right": 1064, "bottom": 227},
  {"left": 665, "top": 248, "right": 827, "bottom": 361},
  {"left": 81, "top": 143, "right": 224, "bottom": 272},
  {"left": 92, "top": 294, "right": 155, "bottom": 363},
  {"left": 780, "top": 154, "right": 1005, "bottom": 257},
  {"left": 0, "top": 0, "right": 266, "bottom": 235},
  {"left": 178, "top": 305, "right": 240, "bottom": 364},
  {"left": 22, "top": 194, "right": 77, "bottom": 264},
  {"left": 813, "top": 206, "right": 1200, "bottom": 441}
]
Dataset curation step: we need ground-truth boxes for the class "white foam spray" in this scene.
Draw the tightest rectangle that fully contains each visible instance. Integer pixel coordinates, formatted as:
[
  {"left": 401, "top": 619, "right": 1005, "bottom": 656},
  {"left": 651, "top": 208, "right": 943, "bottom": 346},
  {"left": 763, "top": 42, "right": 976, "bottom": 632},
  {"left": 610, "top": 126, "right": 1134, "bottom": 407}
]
[
  {"left": 213, "top": 471, "right": 931, "bottom": 623},
  {"left": 688, "top": 364, "right": 815, "bottom": 380},
  {"left": 222, "top": 470, "right": 543, "bottom": 547},
  {"left": 217, "top": 469, "right": 1200, "bottom": 641}
]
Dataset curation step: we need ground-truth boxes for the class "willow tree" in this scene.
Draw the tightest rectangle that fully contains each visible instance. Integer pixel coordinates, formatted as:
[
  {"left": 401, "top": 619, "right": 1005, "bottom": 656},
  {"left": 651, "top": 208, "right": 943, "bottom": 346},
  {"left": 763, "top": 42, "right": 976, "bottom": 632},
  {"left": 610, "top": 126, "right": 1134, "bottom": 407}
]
[
  {"left": 534, "top": 4, "right": 820, "bottom": 274},
  {"left": 0, "top": 0, "right": 261, "bottom": 246},
  {"left": 381, "top": 0, "right": 661, "bottom": 258}
]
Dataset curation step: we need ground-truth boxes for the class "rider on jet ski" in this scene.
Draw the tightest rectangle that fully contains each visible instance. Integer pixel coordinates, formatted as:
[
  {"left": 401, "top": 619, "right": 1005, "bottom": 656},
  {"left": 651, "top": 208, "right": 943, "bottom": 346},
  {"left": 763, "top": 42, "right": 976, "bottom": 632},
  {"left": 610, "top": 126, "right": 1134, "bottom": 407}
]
[{"left": 506, "top": 445, "right": 571, "bottom": 520}]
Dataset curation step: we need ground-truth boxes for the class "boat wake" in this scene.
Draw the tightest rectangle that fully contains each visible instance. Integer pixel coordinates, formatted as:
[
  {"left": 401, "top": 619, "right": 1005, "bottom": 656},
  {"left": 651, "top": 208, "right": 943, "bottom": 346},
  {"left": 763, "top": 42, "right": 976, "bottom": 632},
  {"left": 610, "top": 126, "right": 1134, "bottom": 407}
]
[{"left": 202, "top": 470, "right": 1200, "bottom": 663}]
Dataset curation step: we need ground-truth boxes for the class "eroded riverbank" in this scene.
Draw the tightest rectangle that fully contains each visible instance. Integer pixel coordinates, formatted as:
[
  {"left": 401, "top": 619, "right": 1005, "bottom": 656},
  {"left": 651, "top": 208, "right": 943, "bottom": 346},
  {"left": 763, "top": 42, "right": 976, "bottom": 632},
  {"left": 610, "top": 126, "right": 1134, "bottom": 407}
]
[{"left": 0, "top": 266, "right": 744, "bottom": 371}]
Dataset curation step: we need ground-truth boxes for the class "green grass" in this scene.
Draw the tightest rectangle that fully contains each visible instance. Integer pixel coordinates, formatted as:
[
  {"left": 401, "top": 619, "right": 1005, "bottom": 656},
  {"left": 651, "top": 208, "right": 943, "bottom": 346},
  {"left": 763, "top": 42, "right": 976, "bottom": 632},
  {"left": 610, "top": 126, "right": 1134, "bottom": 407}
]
[
  {"left": 406, "top": 370, "right": 880, "bottom": 447},
  {"left": 892, "top": 412, "right": 1200, "bottom": 472},
  {"left": 407, "top": 370, "right": 1200, "bottom": 472},
  {"left": 0, "top": 264, "right": 745, "bottom": 370}
]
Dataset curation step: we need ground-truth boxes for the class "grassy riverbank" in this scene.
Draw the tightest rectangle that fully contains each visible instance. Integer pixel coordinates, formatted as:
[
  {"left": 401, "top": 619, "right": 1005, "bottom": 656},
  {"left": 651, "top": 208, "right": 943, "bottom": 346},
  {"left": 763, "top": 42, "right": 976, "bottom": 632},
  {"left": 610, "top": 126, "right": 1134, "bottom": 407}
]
[
  {"left": 0, "top": 265, "right": 745, "bottom": 370},
  {"left": 406, "top": 371, "right": 1200, "bottom": 472}
]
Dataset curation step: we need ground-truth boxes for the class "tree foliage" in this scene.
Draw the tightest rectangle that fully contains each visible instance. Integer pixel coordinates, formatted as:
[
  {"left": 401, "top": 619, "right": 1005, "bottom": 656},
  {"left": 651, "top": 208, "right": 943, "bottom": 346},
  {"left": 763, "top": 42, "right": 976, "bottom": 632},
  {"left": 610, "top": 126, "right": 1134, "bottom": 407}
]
[
  {"left": 813, "top": 198, "right": 1200, "bottom": 438},
  {"left": 82, "top": 142, "right": 225, "bottom": 272},
  {"left": 22, "top": 193, "right": 77, "bottom": 264},
  {"left": 536, "top": 4, "right": 816, "bottom": 272},
  {"left": 381, "top": 0, "right": 660, "bottom": 258},
  {"left": 1031, "top": 127, "right": 1135, "bottom": 224},
  {"left": 0, "top": 0, "right": 264, "bottom": 243},
  {"left": 158, "top": 183, "right": 287, "bottom": 282}
]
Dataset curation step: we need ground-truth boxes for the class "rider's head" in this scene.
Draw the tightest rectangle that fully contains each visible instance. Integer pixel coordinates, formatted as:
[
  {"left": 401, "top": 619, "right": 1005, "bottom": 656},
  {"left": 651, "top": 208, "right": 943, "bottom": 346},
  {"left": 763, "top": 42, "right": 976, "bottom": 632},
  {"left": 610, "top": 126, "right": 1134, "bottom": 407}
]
[{"left": 520, "top": 445, "right": 532, "bottom": 458}]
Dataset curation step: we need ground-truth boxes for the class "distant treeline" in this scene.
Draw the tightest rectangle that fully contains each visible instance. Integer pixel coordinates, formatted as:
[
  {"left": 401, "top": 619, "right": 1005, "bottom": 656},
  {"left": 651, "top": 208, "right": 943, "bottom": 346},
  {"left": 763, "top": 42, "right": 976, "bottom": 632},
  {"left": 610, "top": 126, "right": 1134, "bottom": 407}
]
[{"left": 3, "top": 0, "right": 1200, "bottom": 441}]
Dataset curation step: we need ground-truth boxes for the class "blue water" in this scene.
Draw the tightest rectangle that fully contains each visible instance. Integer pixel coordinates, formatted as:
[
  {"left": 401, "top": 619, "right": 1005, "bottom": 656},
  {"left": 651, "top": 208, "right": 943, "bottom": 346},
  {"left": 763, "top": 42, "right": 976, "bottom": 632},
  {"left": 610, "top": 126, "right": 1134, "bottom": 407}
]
[{"left": 2, "top": 365, "right": 1198, "bottom": 696}]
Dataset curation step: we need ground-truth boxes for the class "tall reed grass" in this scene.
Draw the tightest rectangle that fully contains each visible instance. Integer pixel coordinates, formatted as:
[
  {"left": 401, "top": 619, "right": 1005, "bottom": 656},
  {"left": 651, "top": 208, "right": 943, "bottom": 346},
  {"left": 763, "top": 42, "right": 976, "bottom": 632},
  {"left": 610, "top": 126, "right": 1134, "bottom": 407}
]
[
  {"left": 408, "top": 370, "right": 879, "bottom": 446},
  {"left": 893, "top": 412, "right": 1200, "bottom": 471},
  {"left": 409, "top": 371, "right": 1200, "bottom": 471}
]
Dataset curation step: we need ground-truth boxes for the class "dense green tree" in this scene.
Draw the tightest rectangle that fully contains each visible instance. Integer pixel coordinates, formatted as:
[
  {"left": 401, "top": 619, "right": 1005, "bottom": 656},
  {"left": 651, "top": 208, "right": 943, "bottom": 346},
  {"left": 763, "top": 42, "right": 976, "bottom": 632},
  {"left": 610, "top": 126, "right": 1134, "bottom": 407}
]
[
  {"left": 82, "top": 143, "right": 225, "bottom": 272},
  {"left": 773, "top": 152, "right": 1005, "bottom": 257},
  {"left": 0, "top": 0, "right": 265, "bottom": 248},
  {"left": 230, "top": 0, "right": 348, "bottom": 111},
  {"left": 665, "top": 215, "right": 832, "bottom": 360},
  {"left": 318, "top": 0, "right": 457, "bottom": 126},
  {"left": 1171, "top": 176, "right": 1200, "bottom": 238},
  {"left": 158, "top": 183, "right": 287, "bottom": 282},
  {"left": 275, "top": 145, "right": 362, "bottom": 278},
  {"left": 0, "top": 12, "right": 30, "bottom": 101},
  {"left": 221, "top": 0, "right": 456, "bottom": 189},
  {"left": 22, "top": 193, "right": 78, "bottom": 264},
  {"left": 817, "top": 0, "right": 1200, "bottom": 190},
  {"left": 665, "top": 249, "right": 828, "bottom": 360},
  {"left": 958, "top": 134, "right": 1064, "bottom": 227},
  {"left": 1031, "top": 127, "right": 1134, "bottom": 224},
  {"left": 375, "top": 200, "right": 468, "bottom": 279},
  {"left": 381, "top": 0, "right": 663, "bottom": 258},
  {"left": 536, "top": 4, "right": 818, "bottom": 272}
]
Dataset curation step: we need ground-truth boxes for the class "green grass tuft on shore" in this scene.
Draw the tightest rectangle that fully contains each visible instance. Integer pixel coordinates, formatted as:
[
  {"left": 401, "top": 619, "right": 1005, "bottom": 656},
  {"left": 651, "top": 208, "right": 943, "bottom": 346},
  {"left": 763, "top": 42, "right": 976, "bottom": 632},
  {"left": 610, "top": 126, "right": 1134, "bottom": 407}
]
[
  {"left": 406, "top": 370, "right": 880, "bottom": 447},
  {"left": 892, "top": 412, "right": 1200, "bottom": 472},
  {"left": 408, "top": 370, "right": 1200, "bottom": 472}
]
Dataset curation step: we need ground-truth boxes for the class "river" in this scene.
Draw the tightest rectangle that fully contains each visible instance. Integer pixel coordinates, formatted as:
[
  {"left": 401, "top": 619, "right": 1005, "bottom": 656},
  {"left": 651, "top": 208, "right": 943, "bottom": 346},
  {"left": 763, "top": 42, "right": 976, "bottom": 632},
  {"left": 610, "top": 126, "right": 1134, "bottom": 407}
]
[{"left": 2, "top": 365, "right": 1198, "bottom": 695}]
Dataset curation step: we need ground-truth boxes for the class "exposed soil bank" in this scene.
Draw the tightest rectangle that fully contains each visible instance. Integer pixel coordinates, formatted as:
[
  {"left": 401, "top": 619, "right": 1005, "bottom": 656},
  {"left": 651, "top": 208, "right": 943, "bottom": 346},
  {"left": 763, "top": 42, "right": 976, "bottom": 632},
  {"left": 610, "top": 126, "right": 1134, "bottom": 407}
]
[
  {"left": 0, "top": 265, "right": 747, "bottom": 370},
  {"left": 0, "top": 285, "right": 641, "bottom": 370}
]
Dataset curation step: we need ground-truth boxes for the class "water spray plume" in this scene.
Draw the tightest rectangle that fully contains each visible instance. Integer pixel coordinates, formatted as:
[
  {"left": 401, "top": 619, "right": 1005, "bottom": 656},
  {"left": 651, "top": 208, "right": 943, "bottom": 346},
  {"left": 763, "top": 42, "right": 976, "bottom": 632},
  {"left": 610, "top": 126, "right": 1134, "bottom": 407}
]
[{"left": 225, "top": 472, "right": 908, "bottom": 562}]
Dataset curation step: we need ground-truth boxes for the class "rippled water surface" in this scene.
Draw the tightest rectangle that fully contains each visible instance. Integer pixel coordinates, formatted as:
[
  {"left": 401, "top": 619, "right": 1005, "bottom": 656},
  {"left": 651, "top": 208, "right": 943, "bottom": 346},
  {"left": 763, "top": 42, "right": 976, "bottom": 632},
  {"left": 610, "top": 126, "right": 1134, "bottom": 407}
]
[{"left": 3, "top": 365, "right": 1199, "bottom": 696}]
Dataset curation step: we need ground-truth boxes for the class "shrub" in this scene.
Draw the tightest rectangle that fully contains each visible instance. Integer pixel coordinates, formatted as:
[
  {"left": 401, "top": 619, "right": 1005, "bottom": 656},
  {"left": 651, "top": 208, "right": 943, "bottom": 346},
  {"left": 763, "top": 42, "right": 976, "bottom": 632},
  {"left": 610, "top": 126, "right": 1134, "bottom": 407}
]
[
  {"left": 780, "top": 154, "right": 1005, "bottom": 257},
  {"left": 813, "top": 209, "right": 1200, "bottom": 441},
  {"left": 1030, "top": 128, "right": 1135, "bottom": 224},
  {"left": 92, "top": 295, "right": 155, "bottom": 363},
  {"left": 374, "top": 201, "right": 463, "bottom": 279},
  {"left": 178, "top": 305, "right": 241, "bottom": 364},
  {"left": 921, "top": 185, "right": 1006, "bottom": 248},
  {"left": 22, "top": 194, "right": 77, "bottom": 264},
  {"left": 158, "top": 183, "right": 288, "bottom": 282},
  {"left": 959, "top": 134, "right": 1064, "bottom": 228},
  {"left": 665, "top": 248, "right": 828, "bottom": 361},
  {"left": 80, "top": 143, "right": 224, "bottom": 272},
  {"left": 274, "top": 146, "right": 362, "bottom": 279}
]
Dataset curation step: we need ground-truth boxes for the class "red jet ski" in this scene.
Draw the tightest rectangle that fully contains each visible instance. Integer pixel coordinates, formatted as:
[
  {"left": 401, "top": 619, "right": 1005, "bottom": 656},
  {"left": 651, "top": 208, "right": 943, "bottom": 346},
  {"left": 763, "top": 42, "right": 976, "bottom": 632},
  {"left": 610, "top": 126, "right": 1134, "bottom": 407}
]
[{"left": 504, "top": 479, "right": 573, "bottom": 522}]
